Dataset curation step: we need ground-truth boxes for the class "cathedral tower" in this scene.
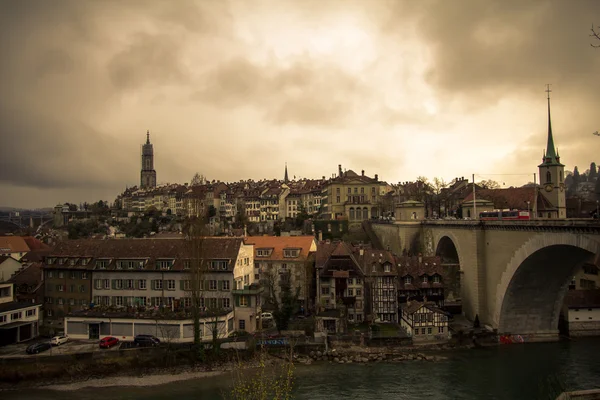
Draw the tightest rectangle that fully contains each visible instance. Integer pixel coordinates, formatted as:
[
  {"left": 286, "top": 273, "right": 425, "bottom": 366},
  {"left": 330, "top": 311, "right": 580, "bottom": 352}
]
[
  {"left": 537, "top": 85, "right": 565, "bottom": 219},
  {"left": 140, "top": 130, "right": 157, "bottom": 189}
]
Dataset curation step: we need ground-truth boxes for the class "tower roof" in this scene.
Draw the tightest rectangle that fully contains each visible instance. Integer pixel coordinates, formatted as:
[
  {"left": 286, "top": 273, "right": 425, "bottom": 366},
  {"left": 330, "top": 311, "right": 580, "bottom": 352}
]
[
  {"left": 284, "top": 162, "right": 289, "bottom": 183},
  {"left": 538, "top": 85, "right": 564, "bottom": 168}
]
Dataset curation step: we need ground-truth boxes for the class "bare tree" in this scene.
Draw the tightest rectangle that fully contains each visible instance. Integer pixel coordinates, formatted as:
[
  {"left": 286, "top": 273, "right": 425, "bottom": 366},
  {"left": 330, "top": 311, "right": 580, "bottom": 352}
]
[
  {"left": 477, "top": 179, "right": 501, "bottom": 189},
  {"left": 190, "top": 172, "right": 206, "bottom": 186},
  {"left": 187, "top": 217, "right": 208, "bottom": 356},
  {"left": 591, "top": 23, "right": 600, "bottom": 48}
]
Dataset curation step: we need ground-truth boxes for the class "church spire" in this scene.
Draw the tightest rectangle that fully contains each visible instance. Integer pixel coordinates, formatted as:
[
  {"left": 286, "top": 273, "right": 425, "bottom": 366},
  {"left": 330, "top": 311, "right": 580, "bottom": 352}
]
[
  {"left": 539, "top": 84, "right": 563, "bottom": 167},
  {"left": 284, "top": 162, "right": 289, "bottom": 183},
  {"left": 146, "top": 130, "right": 150, "bottom": 144}
]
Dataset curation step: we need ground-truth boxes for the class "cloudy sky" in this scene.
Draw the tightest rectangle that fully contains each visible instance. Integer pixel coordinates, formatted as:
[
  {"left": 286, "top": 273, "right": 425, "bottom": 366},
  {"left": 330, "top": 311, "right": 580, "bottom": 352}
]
[{"left": 2, "top": 0, "right": 600, "bottom": 208}]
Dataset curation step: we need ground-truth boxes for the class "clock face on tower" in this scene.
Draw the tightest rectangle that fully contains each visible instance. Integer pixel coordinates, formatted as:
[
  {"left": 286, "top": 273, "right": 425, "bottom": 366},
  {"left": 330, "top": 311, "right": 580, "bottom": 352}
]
[{"left": 545, "top": 184, "right": 553, "bottom": 192}]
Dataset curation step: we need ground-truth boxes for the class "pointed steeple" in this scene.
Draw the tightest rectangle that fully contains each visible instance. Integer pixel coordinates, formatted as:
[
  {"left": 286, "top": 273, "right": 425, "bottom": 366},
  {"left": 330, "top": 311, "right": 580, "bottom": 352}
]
[
  {"left": 284, "top": 162, "right": 289, "bottom": 183},
  {"left": 539, "top": 84, "right": 564, "bottom": 167}
]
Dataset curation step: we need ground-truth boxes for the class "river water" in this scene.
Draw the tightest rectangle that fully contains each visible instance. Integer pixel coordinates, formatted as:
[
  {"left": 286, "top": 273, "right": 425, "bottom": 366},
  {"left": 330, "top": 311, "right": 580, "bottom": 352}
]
[{"left": 5, "top": 338, "right": 600, "bottom": 400}]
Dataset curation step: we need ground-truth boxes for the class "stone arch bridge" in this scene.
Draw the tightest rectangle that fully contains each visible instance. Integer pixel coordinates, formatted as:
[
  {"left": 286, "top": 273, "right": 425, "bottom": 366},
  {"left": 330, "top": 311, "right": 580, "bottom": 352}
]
[{"left": 370, "top": 220, "right": 600, "bottom": 341}]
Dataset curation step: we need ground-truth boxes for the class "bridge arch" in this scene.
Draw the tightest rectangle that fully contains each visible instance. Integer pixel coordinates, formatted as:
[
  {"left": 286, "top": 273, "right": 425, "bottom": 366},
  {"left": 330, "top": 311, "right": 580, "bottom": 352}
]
[
  {"left": 495, "top": 234, "right": 600, "bottom": 338},
  {"left": 435, "top": 235, "right": 460, "bottom": 265}
]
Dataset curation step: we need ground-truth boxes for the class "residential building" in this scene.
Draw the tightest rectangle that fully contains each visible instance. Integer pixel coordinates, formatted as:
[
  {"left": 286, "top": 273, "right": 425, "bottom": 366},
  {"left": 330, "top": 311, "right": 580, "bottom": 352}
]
[
  {"left": 356, "top": 245, "right": 398, "bottom": 323},
  {"left": 0, "top": 256, "right": 22, "bottom": 282},
  {"left": 42, "top": 237, "right": 246, "bottom": 333},
  {"left": 320, "top": 165, "right": 386, "bottom": 224},
  {"left": 8, "top": 262, "right": 44, "bottom": 305},
  {"left": 0, "top": 236, "right": 31, "bottom": 261},
  {"left": 569, "top": 263, "right": 600, "bottom": 290},
  {"left": 399, "top": 301, "right": 450, "bottom": 341},
  {"left": 245, "top": 236, "right": 317, "bottom": 313},
  {"left": 0, "top": 282, "right": 41, "bottom": 346},
  {"left": 397, "top": 255, "right": 448, "bottom": 306},
  {"left": 561, "top": 289, "right": 600, "bottom": 337},
  {"left": 315, "top": 240, "right": 365, "bottom": 327},
  {"left": 230, "top": 239, "right": 261, "bottom": 333}
]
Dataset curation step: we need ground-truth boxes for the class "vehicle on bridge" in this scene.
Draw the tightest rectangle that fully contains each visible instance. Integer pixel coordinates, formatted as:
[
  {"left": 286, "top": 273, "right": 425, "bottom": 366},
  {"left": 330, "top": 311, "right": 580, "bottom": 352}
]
[{"left": 479, "top": 210, "right": 530, "bottom": 221}]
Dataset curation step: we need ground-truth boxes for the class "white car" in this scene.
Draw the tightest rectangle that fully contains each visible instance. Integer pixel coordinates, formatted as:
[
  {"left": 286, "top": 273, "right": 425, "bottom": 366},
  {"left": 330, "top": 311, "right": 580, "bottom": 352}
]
[
  {"left": 260, "top": 312, "right": 274, "bottom": 321},
  {"left": 50, "top": 335, "right": 69, "bottom": 346}
]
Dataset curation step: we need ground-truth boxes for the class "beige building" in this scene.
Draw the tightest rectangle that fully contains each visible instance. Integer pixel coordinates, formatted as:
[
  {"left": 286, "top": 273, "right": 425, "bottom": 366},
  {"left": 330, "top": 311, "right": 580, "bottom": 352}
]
[
  {"left": 321, "top": 165, "right": 386, "bottom": 225},
  {"left": 395, "top": 200, "right": 426, "bottom": 221},
  {"left": 460, "top": 199, "right": 494, "bottom": 220},
  {"left": 400, "top": 301, "right": 450, "bottom": 341}
]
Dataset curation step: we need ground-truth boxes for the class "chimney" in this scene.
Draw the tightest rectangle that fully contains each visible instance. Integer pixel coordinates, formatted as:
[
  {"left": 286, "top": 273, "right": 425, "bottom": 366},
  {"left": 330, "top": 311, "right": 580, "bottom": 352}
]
[
  {"left": 338, "top": 164, "right": 343, "bottom": 177},
  {"left": 361, "top": 170, "right": 365, "bottom": 176},
  {"left": 375, "top": 174, "right": 378, "bottom": 181},
  {"left": 318, "top": 230, "right": 323, "bottom": 241}
]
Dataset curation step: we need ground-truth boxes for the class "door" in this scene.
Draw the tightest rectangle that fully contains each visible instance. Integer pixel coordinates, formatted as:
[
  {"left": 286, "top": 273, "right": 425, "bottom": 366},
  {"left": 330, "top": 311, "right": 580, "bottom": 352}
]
[{"left": 89, "top": 324, "right": 100, "bottom": 340}]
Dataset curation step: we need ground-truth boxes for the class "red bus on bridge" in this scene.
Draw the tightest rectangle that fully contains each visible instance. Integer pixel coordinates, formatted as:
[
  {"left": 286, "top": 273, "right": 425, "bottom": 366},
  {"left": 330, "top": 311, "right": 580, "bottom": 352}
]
[{"left": 479, "top": 210, "right": 530, "bottom": 221}]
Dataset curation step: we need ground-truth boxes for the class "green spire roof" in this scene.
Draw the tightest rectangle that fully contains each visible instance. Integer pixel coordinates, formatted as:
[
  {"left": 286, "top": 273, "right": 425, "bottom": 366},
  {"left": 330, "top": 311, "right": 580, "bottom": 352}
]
[{"left": 539, "top": 90, "right": 564, "bottom": 167}]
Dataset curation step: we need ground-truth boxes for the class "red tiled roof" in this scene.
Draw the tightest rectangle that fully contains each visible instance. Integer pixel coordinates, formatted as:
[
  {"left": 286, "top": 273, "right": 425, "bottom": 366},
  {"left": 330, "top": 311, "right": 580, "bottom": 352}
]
[
  {"left": 0, "top": 236, "right": 30, "bottom": 253},
  {"left": 45, "top": 237, "right": 243, "bottom": 271},
  {"left": 244, "top": 236, "right": 316, "bottom": 262},
  {"left": 22, "top": 236, "right": 51, "bottom": 251},
  {"left": 462, "top": 187, "right": 555, "bottom": 211}
]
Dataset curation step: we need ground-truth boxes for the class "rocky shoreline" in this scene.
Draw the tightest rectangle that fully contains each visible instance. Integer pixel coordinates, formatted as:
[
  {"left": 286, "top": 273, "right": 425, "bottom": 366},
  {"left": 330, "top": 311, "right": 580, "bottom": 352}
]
[{"left": 296, "top": 348, "right": 447, "bottom": 365}]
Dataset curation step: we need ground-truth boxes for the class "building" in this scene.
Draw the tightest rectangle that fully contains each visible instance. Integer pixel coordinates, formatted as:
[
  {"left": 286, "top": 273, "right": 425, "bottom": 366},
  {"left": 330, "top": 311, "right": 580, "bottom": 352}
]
[
  {"left": 397, "top": 255, "right": 448, "bottom": 306},
  {"left": 245, "top": 235, "right": 317, "bottom": 313},
  {"left": 0, "top": 236, "right": 31, "bottom": 261},
  {"left": 65, "top": 309, "right": 234, "bottom": 342},
  {"left": 0, "top": 282, "right": 42, "bottom": 346},
  {"left": 569, "top": 263, "right": 600, "bottom": 290},
  {"left": 399, "top": 301, "right": 450, "bottom": 341},
  {"left": 320, "top": 165, "right": 386, "bottom": 224},
  {"left": 315, "top": 240, "right": 365, "bottom": 327},
  {"left": 357, "top": 245, "right": 398, "bottom": 323},
  {"left": 141, "top": 131, "right": 157, "bottom": 189},
  {"left": 8, "top": 262, "right": 44, "bottom": 305},
  {"left": 395, "top": 200, "right": 426, "bottom": 221},
  {"left": 0, "top": 256, "right": 22, "bottom": 282},
  {"left": 42, "top": 237, "right": 247, "bottom": 334},
  {"left": 561, "top": 290, "right": 600, "bottom": 337},
  {"left": 537, "top": 88, "right": 566, "bottom": 219}
]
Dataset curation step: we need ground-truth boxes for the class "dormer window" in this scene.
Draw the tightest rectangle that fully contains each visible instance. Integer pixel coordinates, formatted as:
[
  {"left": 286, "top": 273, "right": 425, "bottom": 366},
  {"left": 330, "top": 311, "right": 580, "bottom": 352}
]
[
  {"left": 404, "top": 276, "right": 412, "bottom": 285},
  {"left": 183, "top": 261, "right": 190, "bottom": 270},
  {"left": 47, "top": 258, "right": 55, "bottom": 265},
  {"left": 384, "top": 263, "right": 391, "bottom": 273},
  {"left": 58, "top": 258, "right": 66, "bottom": 265},
  {"left": 96, "top": 260, "right": 109, "bottom": 269},
  {"left": 283, "top": 248, "right": 300, "bottom": 258},
  {"left": 69, "top": 259, "right": 77, "bottom": 266},
  {"left": 209, "top": 260, "right": 228, "bottom": 270},
  {"left": 422, "top": 276, "right": 428, "bottom": 283},
  {"left": 257, "top": 249, "right": 272, "bottom": 257},
  {"left": 81, "top": 258, "right": 89, "bottom": 266},
  {"left": 156, "top": 260, "right": 174, "bottom": 270},
  {"left": 433, "top": 275, "right": 441, "bottom": 283}
]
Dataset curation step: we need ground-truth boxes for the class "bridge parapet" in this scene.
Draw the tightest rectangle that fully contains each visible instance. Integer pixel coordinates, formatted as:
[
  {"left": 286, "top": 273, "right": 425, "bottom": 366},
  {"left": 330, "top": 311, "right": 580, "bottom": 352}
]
[{"left": 370, "top": 219, "right": 600, "bottom": 233}]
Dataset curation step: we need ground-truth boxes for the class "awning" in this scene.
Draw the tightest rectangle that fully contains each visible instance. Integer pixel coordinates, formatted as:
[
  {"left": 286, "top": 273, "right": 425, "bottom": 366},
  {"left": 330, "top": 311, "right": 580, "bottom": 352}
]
[
  {"left": 79, "top": 320, "right": 104, "bottom": 324},
  {"left": 0, "top": 321, "right": 33, "bottom": 330}
]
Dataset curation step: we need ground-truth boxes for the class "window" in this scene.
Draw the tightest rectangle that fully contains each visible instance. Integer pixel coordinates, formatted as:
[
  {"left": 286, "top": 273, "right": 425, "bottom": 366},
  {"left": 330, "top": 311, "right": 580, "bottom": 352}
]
[
  {"left": 348, "top": 288, "right": 354, "bottom": 296},
  {"left": 348, "top": 313, "right": 354, "bottom": 321},
  {"left": 438, "top": 327, "right": 444, "bottom": 333},
  {"left": 58, "top": 298, "right": 64, "bottom": 305},
  {"left": 115, "top": 280, "right": 123, "bottom": 290},
  {"left": 139, "top": 280, "right": 147, "bottom": 290},
  {"left": 283, "top": 249, "right": 300, "bottom": 258},
  {"left": 356, "top": 314, "right": 363, "bottom": 322},
  {"left": 183, "top": 261, "right": 190, "bottom": 270},
  {"left": 209, "top": 280, "right": 217, "bottom": 290},
  {"left": 223, "top": 298, "right": 230, "bottom": 308},
  {"left": 167, "top": 280, "right": 176, "bottom": 290},
  {"left": 47, "top": 258, "right": 55, "bottom": 265},
  {"left": 321, "top": 287, "right": 330, "bottom": 295},
  {"left": 57, "top": 285, "right": 64, "bottom": 292},
  {"left": 45, "top": 297, "right": 53, "bottom": 304},
  {"left": 356, "top": 278, "right": 362, "bottom": 285},
  {"left": 239, "top": 320, "right": 246, "bottom": 330},
  {"left": 422, "top": 276, "right": 428, "bottom": 283},
  {"left": 69, "top": 284, "right": 75, "bottom": 293},
  {"left": 47, "top": 271, "right": 54, "bottom": 278},
  {"left": 184, "top": 280, "right": 191, "bottom": 290},
  {"left": 222, "top": 280, "right": 230, "bottom": 290},
  {"left": 546, "top": 171, "right": 551, "bottom": 183},
  {"left": 70, "top": 272, "right": 77, "bottom": 279},
  {"left": 46, "top": 310, "right": 53, "bottom": 317},
  {"left": 95, "top": 280, "right": 102, "bottom": 290},
  {"left": 433, "top": 275, "right": 441, "bottom": 283},
  {"left": 154, "top": 280, "right": 163, "bottom": 290},
  {"left": 79, "top": 285, "right": 86, "bottom": 293},
  {"left": 0, "top": 315, "right": 6, "bottom": 323},
  {"left": 81, "top": 258, "right": 88, "bottom": 266},
  {"left": 69, "top": 298, "right": 75, "bottom": 306},
  {"left": 114, "top": 296, "right": 123, "bottom": 306},
  {"left": 103, "top": 279, "right": 110, "bottom": 289},
  {"left": 384, "top": 264, "right": 391, "bottom": 273},
  {"left": 182, "top": 298, "right": 192, "bottom": 308},
  {"left": 156, "top": 260, "right": 174, "bottom": 270},
  {"left": 209, "top": 260, "right": 228, "bottom": 270},
  {"left": 81, "top": 272, "right": 88, "bottom": 280},
  {"left": 58, "top": 272, "right": 64, "bottom": 279},
  {"left": 96, "top": 260, "right": 109, "bottom": 269},
  {"left": 347, "top": 278, "right": 354, "bottom": 285},
  {"left": 404, "top": 276, "right": 412, "bottom": 285},
  {"left": 427, "top": 327, "right": 432, "bottom": 334},
  {"left": 356, "top": 289, "right": 362, "bottom": 296}
]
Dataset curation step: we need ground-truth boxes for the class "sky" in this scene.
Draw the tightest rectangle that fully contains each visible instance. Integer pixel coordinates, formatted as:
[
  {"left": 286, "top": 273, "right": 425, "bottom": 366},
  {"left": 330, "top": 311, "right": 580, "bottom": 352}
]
[{"left": 2, "top": 0, "right": 600, "bottom": 209}]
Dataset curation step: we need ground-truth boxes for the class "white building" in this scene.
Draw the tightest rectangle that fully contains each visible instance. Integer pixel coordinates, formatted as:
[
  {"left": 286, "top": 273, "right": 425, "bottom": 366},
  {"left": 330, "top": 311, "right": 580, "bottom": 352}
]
[{"left": 0, "top": 282, "right": 41, "bottom": 346}]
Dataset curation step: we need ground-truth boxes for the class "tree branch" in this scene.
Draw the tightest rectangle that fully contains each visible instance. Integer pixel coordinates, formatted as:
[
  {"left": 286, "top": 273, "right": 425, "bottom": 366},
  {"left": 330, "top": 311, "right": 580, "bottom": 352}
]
[{"left": 590, "top": 24, "right": 600, "bottom": 48}]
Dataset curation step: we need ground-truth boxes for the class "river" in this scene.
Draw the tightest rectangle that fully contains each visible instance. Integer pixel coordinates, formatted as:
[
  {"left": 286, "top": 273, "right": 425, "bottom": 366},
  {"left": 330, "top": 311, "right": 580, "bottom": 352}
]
[{"left": 4, "top": 338, "right": 600, "bottom": 400}]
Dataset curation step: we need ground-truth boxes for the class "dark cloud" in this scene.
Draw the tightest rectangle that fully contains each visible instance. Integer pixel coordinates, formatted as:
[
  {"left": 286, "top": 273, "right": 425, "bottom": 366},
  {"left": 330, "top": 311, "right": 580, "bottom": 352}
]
[{"left": 193, "top": 58, "right": 368, "bottom": 127}]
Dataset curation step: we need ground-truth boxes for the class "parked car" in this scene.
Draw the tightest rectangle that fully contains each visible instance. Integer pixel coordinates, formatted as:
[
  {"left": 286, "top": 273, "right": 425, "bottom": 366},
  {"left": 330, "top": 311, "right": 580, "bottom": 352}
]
[
  {"left": 50, "top": 335, "right": 69, "bottom": 346},
  {"left": 134, "top": 334, "right": 160, "bottom": 347},
  {"left": 99, "top": 336, "right": 119, "bottom": 349},
  {"left": 26, "top": 342, "right": 52, "bottom": 354},
  {"left": 260, "top": 312, "right": 274, "bottom": 321}
]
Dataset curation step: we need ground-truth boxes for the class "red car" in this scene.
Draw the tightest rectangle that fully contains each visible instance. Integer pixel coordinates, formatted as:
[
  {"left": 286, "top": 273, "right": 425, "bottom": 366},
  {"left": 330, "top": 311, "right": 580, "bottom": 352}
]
[{"left": 99, "top": 336, "right": 119, "bottom": 349}]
